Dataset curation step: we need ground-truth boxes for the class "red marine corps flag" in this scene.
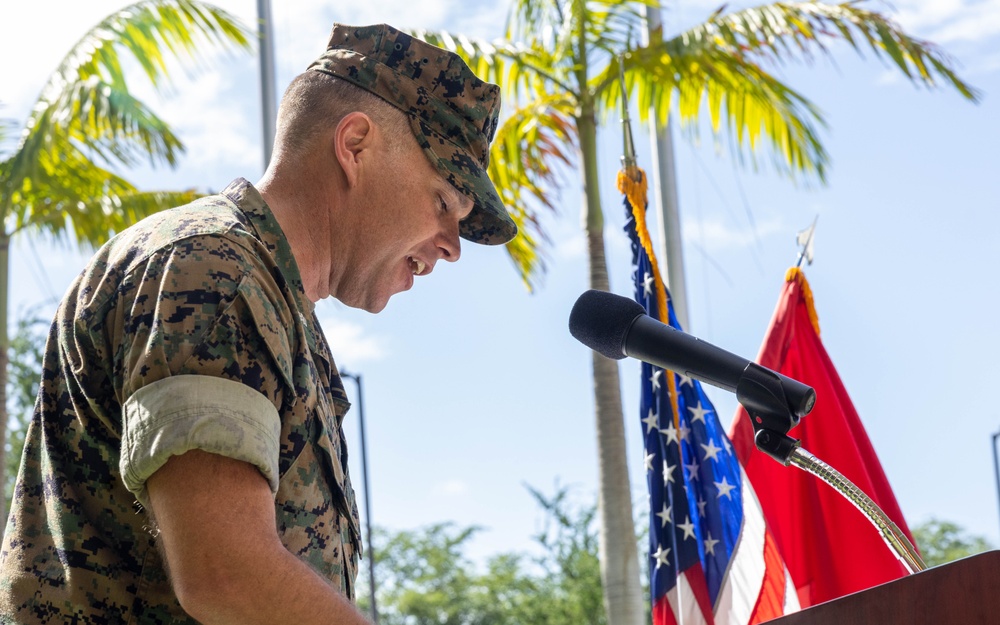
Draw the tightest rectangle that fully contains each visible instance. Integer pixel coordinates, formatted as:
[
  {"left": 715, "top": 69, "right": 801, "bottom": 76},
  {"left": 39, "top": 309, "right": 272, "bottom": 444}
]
[{"left": 728, "top": 267, "right": 916, "bottom": 608}]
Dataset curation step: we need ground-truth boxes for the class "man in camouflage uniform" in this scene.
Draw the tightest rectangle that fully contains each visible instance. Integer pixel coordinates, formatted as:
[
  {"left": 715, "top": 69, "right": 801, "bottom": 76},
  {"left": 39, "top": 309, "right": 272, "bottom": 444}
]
[{"left": 0, "top": 23, "right": 514, "bottom": 624}]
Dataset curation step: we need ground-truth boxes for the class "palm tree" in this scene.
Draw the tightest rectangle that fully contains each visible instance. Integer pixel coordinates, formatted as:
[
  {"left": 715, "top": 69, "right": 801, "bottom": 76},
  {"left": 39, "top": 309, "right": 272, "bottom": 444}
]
[
  {"left": 0, "top": 0, "right": 251, "bottom": 522},
  {"left": 415, "top": 1, "right": 976, "bottom": 623}
]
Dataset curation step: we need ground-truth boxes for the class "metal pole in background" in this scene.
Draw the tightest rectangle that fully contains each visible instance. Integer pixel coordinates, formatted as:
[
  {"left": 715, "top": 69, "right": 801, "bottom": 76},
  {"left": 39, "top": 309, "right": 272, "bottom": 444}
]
[
  {"left": 341, "top": 370, "right": 378, "bottom": 624},
  {"left": 992, "top": 430, "right": 1000, "bottom": 540},
  {"left": 642, "top": 3, "right": 691, "bottom": 332},
  {"left": 256, "top": 0, "right": 277, "bottom": 169}
]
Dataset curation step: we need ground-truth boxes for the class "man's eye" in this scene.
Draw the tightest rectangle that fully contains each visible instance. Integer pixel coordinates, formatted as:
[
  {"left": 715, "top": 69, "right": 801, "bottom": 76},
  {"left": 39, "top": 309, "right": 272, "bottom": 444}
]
[{"left": 439, "top": 196, "right": 449, "bottom": 213}]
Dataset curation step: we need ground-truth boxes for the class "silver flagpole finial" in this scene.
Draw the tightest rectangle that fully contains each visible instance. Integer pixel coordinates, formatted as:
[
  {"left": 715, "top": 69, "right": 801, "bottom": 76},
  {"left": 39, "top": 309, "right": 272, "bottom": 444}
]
[{"left": 796, "top": 216, "right": 819, "bottom": 268}]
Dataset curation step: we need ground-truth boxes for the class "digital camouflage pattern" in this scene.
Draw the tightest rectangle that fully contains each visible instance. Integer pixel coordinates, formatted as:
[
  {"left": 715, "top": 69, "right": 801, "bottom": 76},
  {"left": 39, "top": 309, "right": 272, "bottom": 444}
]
[
  {"left": 308, "top": 23, "right": 517, "bottom": 246},
  {"left": 0, "top": 178, "right": 361, "bottom": 624}
]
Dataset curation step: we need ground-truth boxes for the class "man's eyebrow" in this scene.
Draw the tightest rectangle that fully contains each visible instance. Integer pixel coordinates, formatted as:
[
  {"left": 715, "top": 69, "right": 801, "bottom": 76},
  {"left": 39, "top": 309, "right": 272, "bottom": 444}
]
[{"left": 441, "top": 178, "right": 473, "bottom": 211}]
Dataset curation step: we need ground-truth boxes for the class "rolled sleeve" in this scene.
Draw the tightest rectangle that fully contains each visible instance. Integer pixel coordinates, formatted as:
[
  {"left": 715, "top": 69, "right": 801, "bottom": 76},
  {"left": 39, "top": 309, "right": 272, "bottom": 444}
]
[{"left": 121, "top": 374, "right": 281, "bottom": 508}]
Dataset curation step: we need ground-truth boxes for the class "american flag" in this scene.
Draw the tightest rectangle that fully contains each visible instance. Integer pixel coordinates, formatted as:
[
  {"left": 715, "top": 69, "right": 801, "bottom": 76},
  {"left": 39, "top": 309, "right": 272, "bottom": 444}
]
[{"left": 619, "top": 169, "right": 799, "bottom": 625}]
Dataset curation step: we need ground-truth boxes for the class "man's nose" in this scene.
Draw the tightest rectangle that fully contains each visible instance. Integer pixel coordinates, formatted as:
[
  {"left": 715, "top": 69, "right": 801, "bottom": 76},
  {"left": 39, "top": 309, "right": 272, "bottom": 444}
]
[{"left": 438, "top": 227, "right": 461, "bottom": 263}]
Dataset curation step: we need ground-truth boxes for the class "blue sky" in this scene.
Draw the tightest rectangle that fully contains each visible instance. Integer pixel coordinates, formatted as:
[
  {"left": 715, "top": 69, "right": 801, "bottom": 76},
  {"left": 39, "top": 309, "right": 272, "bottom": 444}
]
[{"left": 4, "top": 0, "right": 1000, "bottom": 567}]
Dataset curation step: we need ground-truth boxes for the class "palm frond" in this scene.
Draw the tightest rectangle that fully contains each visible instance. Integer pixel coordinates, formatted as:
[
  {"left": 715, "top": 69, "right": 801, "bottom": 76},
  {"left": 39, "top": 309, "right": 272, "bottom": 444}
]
[
  {"left": 64, "top": 190, "right": 201, "bottom": 246},
  {"left": 1, "top": 0, "right": 250, "bottom": 242},
  {"left": 591, "top": 0, "right": 979, "bottom": 182},
  {"left": 0, "top": 115, "right": 14, "bottom": 158},
  {"left": 9, "top": 0, "right": 251, "bottom": 176},
  {"left": 595, "top": 42, "right": 828, "bottom": 181},
  {"left": 67, "top": 0, "right": 252, "bottom": 90},
  {"left": 5, "top": 133, "right": 197, "bottom": 247},
  {"left": 505, "top": 0, "right": 568, "bottom": 48},
  {"left": 685, "top": 1, "right": 979, "bottom": 100},
  {"left": 7, "top": 77, "right": 184, "bottom": 196},
  {"left": 487, "top": 95, "right": 577, "bottom": 289},
  {"left": 583, "top": 0, "right": 648, "bottom": 60},
  {"left": 68, "top": 78, "right": 184, "bottom": 167}
]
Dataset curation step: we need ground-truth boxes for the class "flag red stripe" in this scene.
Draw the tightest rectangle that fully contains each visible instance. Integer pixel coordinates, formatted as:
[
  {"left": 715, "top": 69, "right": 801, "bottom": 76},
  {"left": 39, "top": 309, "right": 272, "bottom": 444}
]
[
  {"left": 653, "top": 595, "right": 679, "bottom": 625},
  {"left": 687, "top": 566, "right": 716, "bottom": 625},
  {"left": 748, "top": 529, "right": 786, "bottom": 624}
]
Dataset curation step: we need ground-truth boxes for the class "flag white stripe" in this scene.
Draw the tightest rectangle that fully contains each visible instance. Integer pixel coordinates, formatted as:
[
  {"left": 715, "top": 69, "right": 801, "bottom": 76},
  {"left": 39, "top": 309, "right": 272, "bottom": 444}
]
[
  {"left": 713, "top": 468, "right": 768, "bottom": 624},
  {"left": 668, "top": 574, "right": 710, "bottom": 625},
  {"left": 783, "top": 566, "right": 802, "bottom": 614}
]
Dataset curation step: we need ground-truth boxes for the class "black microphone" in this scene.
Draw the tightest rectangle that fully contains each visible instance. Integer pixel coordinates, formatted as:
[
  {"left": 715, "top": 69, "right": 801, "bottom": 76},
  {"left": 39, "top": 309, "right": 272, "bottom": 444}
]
[{"left": 568, "top": 289, "right": 815, "bottom": 423}]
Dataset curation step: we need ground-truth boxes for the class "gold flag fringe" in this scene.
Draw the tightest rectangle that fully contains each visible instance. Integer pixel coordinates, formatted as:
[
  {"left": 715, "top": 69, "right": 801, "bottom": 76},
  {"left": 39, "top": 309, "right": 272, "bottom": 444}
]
[
  {"left": 785, "top": 266, "right": 821, "bottom": 337},
  {"left": 618, "top": 165, "right": 681, "bottom": 429}
]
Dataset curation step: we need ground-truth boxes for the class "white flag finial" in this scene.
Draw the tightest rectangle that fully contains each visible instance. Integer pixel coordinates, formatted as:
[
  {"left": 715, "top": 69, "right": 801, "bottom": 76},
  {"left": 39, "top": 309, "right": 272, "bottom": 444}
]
[{"left": 796, "top": 216, "right": 819, "bottom": 267}]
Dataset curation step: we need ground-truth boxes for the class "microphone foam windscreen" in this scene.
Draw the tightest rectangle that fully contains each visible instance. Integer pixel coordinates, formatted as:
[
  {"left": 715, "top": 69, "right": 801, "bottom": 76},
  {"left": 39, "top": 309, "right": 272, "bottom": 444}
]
[{"left": 568, "top": 290, "right": 645, "bottom": 360}]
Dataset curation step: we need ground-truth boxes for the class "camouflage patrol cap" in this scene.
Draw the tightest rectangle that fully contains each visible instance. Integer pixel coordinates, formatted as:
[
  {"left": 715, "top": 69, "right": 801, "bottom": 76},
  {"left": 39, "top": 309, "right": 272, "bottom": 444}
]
[{"left": 308, "top": 23, "right": 516, "bottom": 245}]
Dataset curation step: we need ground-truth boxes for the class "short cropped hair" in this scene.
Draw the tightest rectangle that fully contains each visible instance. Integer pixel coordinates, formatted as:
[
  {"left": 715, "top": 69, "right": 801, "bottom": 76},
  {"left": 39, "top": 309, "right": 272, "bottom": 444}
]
[{"left": 274, "top": 71, "right": 412, "bottom": 158}]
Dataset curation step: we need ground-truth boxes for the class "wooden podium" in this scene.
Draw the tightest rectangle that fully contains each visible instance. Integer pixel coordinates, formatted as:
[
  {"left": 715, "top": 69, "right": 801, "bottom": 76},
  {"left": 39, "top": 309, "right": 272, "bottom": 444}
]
[{"left": 763, "top": 550, "right": 1000, "bottom": 624}]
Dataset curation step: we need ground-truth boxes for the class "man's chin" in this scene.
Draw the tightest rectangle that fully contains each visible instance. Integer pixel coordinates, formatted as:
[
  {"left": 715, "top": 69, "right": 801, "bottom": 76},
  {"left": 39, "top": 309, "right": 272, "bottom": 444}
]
[
  {"left": 363, "top": 275, "right": 413, "bottom": 313},
  {"left": 356, "top": 291, "right": 395, "bottom": 314},
  {"left": 333, "top": 280, "right": 404, "bottom": 314},
  {"left": 329, "top": 291, "right": 388, "bottom": 314},
  {"left": 363, "top": 299, "right": 390, "bottom": 314}
]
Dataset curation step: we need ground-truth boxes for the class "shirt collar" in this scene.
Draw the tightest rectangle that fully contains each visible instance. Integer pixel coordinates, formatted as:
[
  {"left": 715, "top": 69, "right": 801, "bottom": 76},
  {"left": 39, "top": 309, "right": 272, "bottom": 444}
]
[{"left": 220, "top": 178, "right": 315, "bottom": 317}]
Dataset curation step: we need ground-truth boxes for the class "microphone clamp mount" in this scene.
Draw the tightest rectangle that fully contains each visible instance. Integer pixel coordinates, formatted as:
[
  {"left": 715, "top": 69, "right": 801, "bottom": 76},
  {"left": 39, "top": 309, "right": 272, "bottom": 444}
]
[{"left": 735, "top": 362, "right": 813, "bottom": 465}]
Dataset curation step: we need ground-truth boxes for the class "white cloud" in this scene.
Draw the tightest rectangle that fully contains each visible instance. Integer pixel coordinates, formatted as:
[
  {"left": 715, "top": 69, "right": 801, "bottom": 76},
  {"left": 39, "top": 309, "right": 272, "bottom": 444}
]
[
  {"left": 130, "top": 68, "right": 260, "bottom": 174},
  {"left": 893, "top": 0, "right": 1000, "bottom": 44},
  {"left": 317, "top": 317, "right": 388, "bottom": 366},
  {"left": 554, "top": 232, "right": 586, "bottom": 260},
  {"left": 1, "top": 4, "right": 102, "bottom": 121},
  {"left": 682, "top": 215, "right": 786, "bottom": 252}
]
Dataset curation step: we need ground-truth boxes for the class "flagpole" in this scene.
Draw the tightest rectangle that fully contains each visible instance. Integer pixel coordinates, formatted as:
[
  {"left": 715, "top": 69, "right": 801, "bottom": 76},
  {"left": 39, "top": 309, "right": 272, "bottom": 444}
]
[
  {"left": 992, "top": 429, "right": 1000, "bottom": 539},
  {"left": 643, "top": 3, "right": 691, "bottom": 332},
  {"left": 340, "top": 370, "right": 379, "bottom": 624},
  {"left": 257, "top": 0, "right": 277, "bottom": 169}
]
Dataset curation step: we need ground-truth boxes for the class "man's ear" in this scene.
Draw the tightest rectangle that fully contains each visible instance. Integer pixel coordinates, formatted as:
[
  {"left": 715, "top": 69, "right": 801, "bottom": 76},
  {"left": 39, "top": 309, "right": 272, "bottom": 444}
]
[{"left": 334, "top": 112, "right": 375, "bottom": 189}]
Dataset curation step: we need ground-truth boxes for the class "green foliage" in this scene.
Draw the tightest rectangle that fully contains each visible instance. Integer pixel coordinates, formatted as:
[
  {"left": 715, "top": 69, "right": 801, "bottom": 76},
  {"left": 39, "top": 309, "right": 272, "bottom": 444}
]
[
  {"left": 911, "top": 518, "right": 993, "bottom": 568},
  {"left": 357, "top": 486, "right": 608, "bottom": 625},
  {"left": 5, "top": 311, "right": 48, "bottom": 512},
  {"left": 0, "top": 0, "right": 251, "bottom": 248},
  {"left": 367, "top": 523, "right": 484, "bottom": 625},
  {"left": 0, "top": 114, "right": 13, "bottom": 149},
  {"left": 526, "top": 485, "right": 606, "bottom": 625}
]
